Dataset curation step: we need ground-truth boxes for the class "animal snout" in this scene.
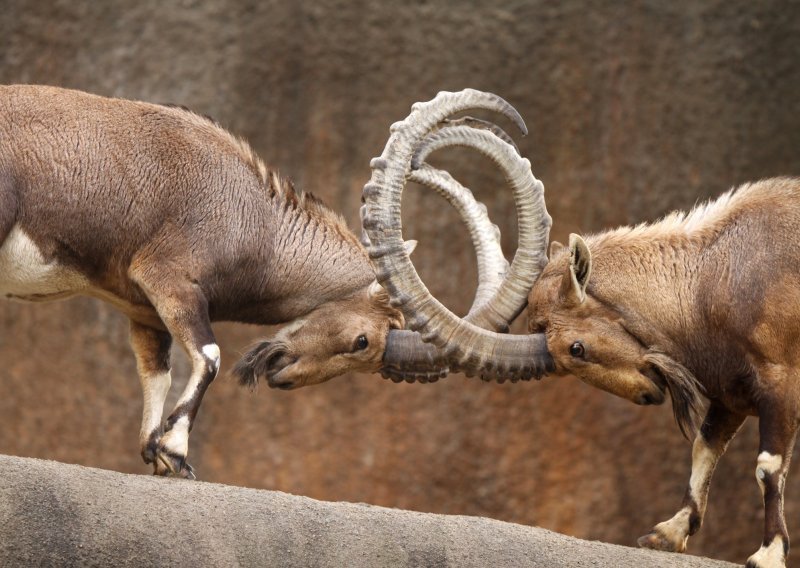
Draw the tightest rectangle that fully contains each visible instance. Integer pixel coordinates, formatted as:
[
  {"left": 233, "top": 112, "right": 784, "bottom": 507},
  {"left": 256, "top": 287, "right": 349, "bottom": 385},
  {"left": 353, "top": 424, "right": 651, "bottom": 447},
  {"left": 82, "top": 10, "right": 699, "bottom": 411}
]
[
  {"left": 261, "top": 346, "right": 298, "bottom": 389},
  {"left": 267, "top": 366, "right": 299, "bottom": 391},
  {"left": 638, "top": 366, "right": 668, "bottom": 406}
]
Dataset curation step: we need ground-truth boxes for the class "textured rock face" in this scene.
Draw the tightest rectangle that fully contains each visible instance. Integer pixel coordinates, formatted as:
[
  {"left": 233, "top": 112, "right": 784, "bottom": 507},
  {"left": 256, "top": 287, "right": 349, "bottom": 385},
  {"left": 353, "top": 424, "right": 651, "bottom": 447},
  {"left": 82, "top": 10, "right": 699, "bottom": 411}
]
[
  {"left": 0, "top": 1, "right": 798, "bottom": 564},
  {"left": 0, "top": 455, "right": 738, "bottom": 568}
]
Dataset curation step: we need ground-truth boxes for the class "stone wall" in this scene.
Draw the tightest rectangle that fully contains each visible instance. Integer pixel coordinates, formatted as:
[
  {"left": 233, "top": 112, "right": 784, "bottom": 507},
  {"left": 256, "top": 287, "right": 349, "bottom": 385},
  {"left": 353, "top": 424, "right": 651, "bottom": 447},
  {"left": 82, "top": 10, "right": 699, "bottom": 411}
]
[{"left": 0, "top": 1, "right": 798, "bottom": 562}]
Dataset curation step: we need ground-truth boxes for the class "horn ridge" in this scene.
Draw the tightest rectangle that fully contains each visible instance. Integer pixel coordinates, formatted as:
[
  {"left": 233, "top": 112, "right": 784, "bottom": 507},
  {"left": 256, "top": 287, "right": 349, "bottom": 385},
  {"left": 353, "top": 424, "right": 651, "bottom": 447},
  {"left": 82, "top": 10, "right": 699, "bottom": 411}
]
[{"left": 367, "top": 90, "right": 551, "bottom": 381}]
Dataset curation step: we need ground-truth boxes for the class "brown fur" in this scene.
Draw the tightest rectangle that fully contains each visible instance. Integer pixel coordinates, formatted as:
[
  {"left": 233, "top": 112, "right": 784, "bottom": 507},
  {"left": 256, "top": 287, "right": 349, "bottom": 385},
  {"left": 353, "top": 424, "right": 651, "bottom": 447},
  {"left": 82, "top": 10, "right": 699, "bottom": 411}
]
[
  {"left": 529, "top": 176, "right": 800, "bottom": 566},
  {"left": 0, "top": 84, "right": 402, "bottom": 476}
]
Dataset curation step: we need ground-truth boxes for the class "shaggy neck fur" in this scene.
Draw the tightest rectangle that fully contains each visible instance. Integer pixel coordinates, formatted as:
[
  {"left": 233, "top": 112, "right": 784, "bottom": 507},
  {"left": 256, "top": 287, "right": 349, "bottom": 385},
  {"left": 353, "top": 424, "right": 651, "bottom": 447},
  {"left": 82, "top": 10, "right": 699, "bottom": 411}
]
[
  {"left": 169, "top": 104, "right": 375, "bottom": 322},
  {"left": 265, "top": 187, "right": 374, "bottom": 315}
]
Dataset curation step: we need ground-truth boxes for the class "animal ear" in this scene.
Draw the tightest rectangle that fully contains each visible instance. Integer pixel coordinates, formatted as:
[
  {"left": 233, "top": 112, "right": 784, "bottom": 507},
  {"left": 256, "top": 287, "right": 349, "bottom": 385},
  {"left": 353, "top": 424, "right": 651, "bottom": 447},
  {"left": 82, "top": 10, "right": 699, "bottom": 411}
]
[
  {"left": 549, "top": 240, "right": 565, "bottom": 259},
  {"left": 561, "top": 233, "right": 592, "bottom": 303},
  {"left": 404, "top": 240, "right": 418, "bottom": 256}
]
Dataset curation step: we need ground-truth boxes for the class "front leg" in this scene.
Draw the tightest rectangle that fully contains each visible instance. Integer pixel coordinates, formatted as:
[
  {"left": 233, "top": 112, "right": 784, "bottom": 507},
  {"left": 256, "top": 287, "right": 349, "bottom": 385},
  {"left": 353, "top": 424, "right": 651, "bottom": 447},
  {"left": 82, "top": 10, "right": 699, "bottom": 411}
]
[
  {"left": 638, "top": 401, "right": 745, "bottom": 552},
  {"left": 132, "top": 265, "right": 220, "bottom": 480},
  {"left": 156, "top": 332, "right": 220, "bottom": 480},
  {"left": 746, "top": 389, "right": 797, "bottom": 568},
  {"left": 129, "top": 321, "right": 173, "bottom": 468}
]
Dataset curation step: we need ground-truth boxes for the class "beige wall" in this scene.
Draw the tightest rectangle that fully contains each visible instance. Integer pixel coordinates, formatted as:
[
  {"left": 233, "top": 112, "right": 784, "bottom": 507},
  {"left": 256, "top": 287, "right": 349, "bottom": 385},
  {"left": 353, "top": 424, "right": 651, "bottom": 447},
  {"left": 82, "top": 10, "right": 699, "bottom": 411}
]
[{"left": 0, "top": 1, "right": 798, "bottom": 561}]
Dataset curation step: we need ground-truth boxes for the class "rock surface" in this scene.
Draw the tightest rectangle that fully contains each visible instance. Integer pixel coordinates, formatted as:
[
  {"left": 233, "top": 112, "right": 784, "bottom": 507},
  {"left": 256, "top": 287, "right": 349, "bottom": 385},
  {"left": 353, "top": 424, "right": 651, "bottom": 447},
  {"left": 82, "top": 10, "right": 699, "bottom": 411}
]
[{"left": 0, "top": 455, "right": 736, "bottom": 568}]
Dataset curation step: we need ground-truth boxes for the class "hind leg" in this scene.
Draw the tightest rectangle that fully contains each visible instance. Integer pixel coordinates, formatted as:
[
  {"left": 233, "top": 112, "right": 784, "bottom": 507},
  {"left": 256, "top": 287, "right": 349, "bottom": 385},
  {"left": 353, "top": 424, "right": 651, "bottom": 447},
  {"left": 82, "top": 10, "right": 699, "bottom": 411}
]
[
  {"left": 129, "top": 320, "right": 173, "bottom": 469},
  {"left": 638, "top": 401, "right": 745, "bottom": 552},
  {"left": 746, "top": 386, "right": 797, "bottom": 568}
]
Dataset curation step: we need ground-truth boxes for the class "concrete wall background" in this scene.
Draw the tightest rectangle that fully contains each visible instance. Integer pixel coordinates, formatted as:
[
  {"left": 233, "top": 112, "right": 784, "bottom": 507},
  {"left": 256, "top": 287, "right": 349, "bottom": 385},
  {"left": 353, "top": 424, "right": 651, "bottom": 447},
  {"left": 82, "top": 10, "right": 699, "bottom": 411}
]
[{"left": 0, "top": 1, "right": 798, "bottom": 562}]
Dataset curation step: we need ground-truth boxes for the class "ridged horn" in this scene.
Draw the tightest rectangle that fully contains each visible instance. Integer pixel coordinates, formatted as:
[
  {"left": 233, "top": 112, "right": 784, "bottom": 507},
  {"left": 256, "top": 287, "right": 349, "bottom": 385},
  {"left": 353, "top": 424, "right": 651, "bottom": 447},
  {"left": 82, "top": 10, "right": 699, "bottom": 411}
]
[
  {"left": 368, "top": 125, "right": 514, "bottom": 319},
  {"left": 417, "top": 116, "right": 520, "bottom": 158},
  {"left": 379, "top": 161, "right": 507, "bottom": 383},
  {"left": 411, "top": 123, "right": 546, "bottom": 330},
  {"left": 365, "top": 89, "right": 553, "bottom": 381},
  {"left": 380, "top": 330, "right": 448, "bottom": 384},
  {"left": 408, "top": 164, "right": 507, "bottom": 323},
  {"left": 379, "top": 123, "right": 521, "bottom": 382},
  {"left": 379, "top": 120, "right": 518, "bottom": 381}
]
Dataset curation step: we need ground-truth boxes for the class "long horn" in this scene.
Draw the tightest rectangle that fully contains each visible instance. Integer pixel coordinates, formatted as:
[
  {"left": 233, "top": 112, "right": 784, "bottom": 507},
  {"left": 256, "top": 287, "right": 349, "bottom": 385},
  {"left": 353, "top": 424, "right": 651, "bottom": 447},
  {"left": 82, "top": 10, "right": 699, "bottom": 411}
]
[
  {"left": 410, "top": 123, "right": 546, "bottom": 330},
  {"left": 364, "top": 89, "right": 553, "bottom": 381},
  {"left": 378, "top": 162, "right": 507, "bottom": 383},
  {"left": 369, "top": 125, "right": 513, "bottom": 319},
  {"left": 408, "top": 164, "right": 507, "bottom": 322},
  {"left": 421, "top": 116, "right": 520, "bottom": 155},
  {"left": 380, "top": 330, "right": 449, "bottom": 384},
  {"left": 379, "top": 124, "right": 518, "bottom": 383},
  {"left": 378, "top": 163, "right": 506, "bottom": 384},
  {"left": 379, "top": 124, "right": 515, "bottom": 382}
]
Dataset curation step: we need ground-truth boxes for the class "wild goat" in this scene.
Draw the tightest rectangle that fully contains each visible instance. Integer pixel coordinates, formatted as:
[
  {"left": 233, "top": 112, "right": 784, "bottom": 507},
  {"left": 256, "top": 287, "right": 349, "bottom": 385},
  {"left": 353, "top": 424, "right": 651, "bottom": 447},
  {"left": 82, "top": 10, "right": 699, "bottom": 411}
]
[
  {"left": 363, "top": 90, "right": 798, "bottom": 568},
  {"left": 0, "top": 84, "right": 411, "bottom": 478},
  {"left": 0, "top": 85, "right": 533, "bottom": 479},
  {"left": 526, "top": 179, "right": 800, "bottom": 568}
]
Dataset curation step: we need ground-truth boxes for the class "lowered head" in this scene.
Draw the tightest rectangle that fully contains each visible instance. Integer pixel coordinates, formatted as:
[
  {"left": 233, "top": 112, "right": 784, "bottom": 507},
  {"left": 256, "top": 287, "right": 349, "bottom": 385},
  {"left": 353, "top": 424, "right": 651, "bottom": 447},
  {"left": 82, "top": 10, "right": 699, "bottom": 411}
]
[{"left": 232, "top": 281, "right": 403, "bottom": 390}]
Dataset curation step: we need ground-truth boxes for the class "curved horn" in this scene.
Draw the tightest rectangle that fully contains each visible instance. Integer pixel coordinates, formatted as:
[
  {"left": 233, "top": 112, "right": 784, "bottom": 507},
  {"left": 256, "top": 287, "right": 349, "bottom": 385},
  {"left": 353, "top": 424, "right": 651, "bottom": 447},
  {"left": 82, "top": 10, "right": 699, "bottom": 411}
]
[
  {"left": 379, "top": 123, "right": 521, "bottom": 383},
  {"left": 367, "top": 124, "right": 515, "bottom": 317},
  {"left": 364, "top": 89, "right": 553, "bottom": 381},
  {"left": 418, "top": 116, "right": 520, "bottom": 158},
  {"left": 380, "top": 330, "right": 449, "bottom": 384},
  {"left": 378, "top": 162, "right": 507, "bottom": 383},
  {"left": 408, "top": 164, "right": 508, "bottom": 322},
  {"left": 379, "top": 161, "right": 508, "bottom": 384},
  {"left": 410, "top": 123, "right": 546, "bottom": 330}
]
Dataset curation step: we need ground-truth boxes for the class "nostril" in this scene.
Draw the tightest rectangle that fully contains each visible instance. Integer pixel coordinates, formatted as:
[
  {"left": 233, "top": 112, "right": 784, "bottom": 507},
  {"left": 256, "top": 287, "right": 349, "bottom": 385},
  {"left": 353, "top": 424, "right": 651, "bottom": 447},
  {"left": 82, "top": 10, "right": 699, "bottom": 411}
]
[
  {"left": 265, "top": 350, "right": 296, "bottom": 373},
  {"left": 264, "top": 349, "right": 285, "bottom": 370}
]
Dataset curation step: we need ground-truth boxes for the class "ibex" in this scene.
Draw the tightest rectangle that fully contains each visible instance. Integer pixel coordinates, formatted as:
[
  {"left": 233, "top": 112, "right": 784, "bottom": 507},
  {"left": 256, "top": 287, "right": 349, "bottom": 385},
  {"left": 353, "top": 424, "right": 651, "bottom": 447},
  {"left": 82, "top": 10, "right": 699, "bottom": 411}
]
[
  {"left": 0, "top": 85, "right": 539, "bottom": 479},
  {"left": 362, "top": 90, "right": 799, "bottom": 568}
]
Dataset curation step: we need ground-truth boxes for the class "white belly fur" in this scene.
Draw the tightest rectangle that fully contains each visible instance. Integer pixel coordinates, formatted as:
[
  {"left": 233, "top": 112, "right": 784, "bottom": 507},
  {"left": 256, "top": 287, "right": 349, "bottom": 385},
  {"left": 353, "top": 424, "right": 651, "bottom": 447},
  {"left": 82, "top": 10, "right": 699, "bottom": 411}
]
[{"left": 0, "top": 225, "right": 89, "bottom": 301}]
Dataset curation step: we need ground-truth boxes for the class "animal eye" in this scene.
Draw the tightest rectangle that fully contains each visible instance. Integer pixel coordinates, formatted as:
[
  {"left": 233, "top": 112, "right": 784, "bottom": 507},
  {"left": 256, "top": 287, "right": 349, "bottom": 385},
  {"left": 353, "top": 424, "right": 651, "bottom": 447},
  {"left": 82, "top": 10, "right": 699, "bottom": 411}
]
[
  {"left": 354, "top": 335, "right": 369, "bottom": 351},
  {"left": 569, "top": 341, "right": 585, "bottom": 358}
]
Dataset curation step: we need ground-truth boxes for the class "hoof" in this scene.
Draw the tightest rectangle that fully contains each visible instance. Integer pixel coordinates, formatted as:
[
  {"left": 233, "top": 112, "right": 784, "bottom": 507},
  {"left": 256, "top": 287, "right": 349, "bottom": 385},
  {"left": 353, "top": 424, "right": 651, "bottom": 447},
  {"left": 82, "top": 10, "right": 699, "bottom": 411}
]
[
  {"left": 637, "top": 531, "right": 685, "bottom": 553},
  {"left": 746, "top": 560, "right": 785, "bottom": 568},
  {"left": 154, "top": 449, "right": 196, "bottom": 480},
  {"left": 746, "top": 541, "right": 787, "bottom": 568}
]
